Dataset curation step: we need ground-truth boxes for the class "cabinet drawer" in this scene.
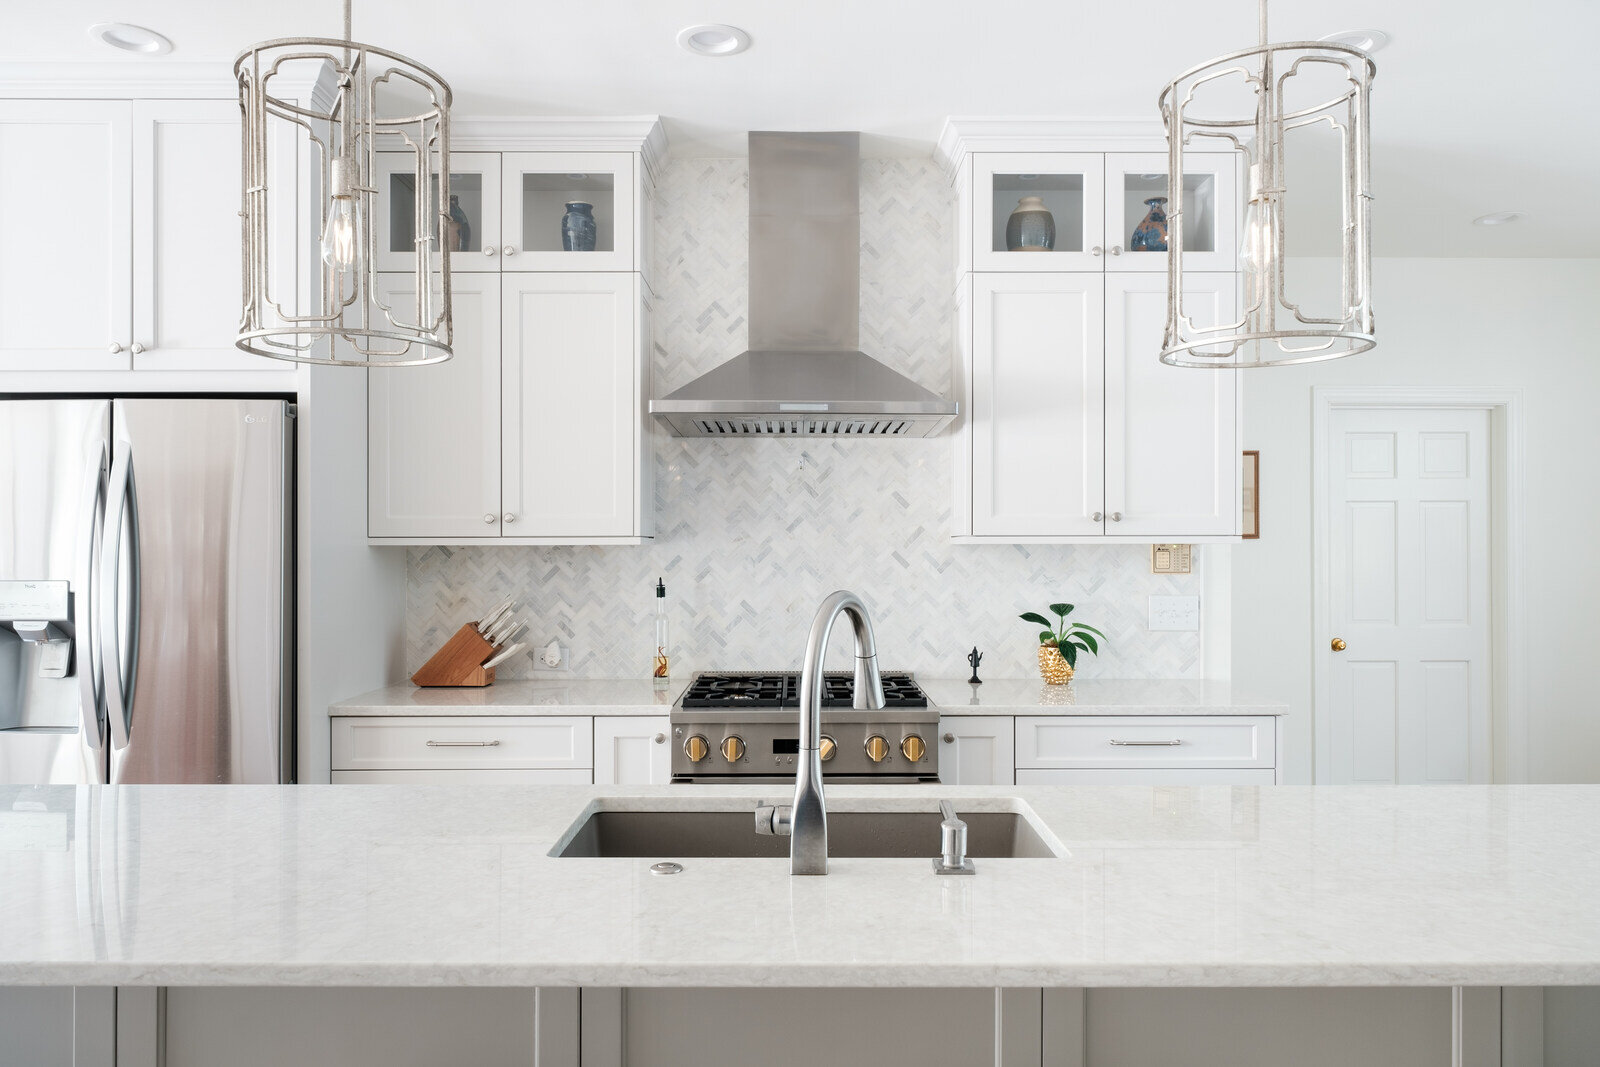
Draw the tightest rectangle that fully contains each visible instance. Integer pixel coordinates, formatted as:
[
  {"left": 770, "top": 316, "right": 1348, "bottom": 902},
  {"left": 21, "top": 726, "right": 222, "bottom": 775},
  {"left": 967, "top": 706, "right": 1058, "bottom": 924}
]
[
  {"left": 1015, "top": 767, "right": 1276, "bottom": 786},
  {"left": 331, "top": 716, "right": 593, "bottom": 771},
  {"left": 1015, "top": 716, "right": 1274, "bottom": 770},
  {"left": 333, "top": 768, "right": 593, "bottom": 784}
]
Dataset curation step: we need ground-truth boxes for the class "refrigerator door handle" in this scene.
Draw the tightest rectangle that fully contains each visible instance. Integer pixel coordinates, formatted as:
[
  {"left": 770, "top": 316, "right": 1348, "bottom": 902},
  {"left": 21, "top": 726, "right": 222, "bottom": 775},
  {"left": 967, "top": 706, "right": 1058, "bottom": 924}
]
[
  {"left": 100, "top": 436, "right": 142, "bottom": 751},
  {"left": 76, "top": 439, "right": 109, "bottom": 753}
]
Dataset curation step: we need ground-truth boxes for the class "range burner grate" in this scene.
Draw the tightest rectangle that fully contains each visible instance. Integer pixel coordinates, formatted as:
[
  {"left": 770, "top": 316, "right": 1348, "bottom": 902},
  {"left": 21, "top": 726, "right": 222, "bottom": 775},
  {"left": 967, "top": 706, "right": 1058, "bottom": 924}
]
[{"left": 679, "top": 671, "right": 927, "bottom": 709}]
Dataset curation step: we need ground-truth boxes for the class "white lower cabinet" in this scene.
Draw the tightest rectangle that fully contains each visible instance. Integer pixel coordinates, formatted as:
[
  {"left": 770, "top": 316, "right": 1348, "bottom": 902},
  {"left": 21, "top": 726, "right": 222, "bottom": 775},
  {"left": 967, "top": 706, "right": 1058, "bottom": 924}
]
[
  {"left": 937, "top": 716, "right": 1015, "bottom": 785},
  {"left": 593, "top": 716, "right": 672, "bottom": 785},
  {"left": 330, "top": 715, "right": 593, "bottom": 782}
]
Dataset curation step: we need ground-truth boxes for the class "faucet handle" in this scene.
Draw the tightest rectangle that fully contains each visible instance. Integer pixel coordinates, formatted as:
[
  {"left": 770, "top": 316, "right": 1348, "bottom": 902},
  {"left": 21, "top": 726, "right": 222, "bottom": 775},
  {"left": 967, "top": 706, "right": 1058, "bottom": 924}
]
[{"left": 754, "top": 804, "right": 793, "bottom": 837}]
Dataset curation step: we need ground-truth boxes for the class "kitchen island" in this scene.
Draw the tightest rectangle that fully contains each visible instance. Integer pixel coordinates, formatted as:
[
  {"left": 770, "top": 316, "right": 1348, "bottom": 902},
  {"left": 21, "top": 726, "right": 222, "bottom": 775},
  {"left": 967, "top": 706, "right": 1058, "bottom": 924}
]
[{"left": 4, "top": 782, "right": 1596, "bottom": 989}]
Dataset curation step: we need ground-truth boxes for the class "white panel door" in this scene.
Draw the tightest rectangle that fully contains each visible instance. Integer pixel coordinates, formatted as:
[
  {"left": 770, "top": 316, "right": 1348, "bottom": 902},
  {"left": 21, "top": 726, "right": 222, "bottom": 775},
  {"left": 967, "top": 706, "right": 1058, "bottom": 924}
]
[
  {"left": 1324, "top": 407, "right": 1491, "bottom": 784},
  {"left": 1104, "top": 273, "right": 1239, "bottom": 537},
  {"left": 594, "top": 716, "right": 672, "bottom": 785},
  {"left": 970, "top": 273, "right": 1104, "bottom": 537},
  {"left": 938, "top": 716, "right": 1014, "bottom": 785},
  {"left": 131, "top": 101, "right": 280, "bottom": 372},
  {"left": 0, "top": 101, "right": 133, "bottom": 371},
  {"left": 368, "top": 271, "right": 502, "bottom": 538},
  {"left": 502, "top": 272, "right": 639, "bottom": 538}
]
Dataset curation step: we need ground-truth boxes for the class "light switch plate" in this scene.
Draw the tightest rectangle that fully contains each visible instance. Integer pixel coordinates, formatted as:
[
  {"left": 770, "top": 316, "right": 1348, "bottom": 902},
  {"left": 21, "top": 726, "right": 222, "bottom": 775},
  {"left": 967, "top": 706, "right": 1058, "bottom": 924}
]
[{"left": 1149, "top": 595, "right": 1201, "bottom": 632}]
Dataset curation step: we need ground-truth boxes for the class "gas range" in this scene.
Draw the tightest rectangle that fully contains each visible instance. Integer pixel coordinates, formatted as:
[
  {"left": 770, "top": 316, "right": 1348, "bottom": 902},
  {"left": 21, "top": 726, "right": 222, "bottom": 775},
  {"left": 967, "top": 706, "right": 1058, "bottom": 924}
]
[{"left": 669, "top": 671, "right": 938, "bottom": 784}]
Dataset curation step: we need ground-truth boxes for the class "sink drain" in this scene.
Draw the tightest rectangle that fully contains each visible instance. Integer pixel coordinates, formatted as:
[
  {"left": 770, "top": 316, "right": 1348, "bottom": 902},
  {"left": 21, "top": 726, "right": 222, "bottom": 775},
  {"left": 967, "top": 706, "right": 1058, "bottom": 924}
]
[{"left": 649, "top": 861, "right": 684, "bottom": 876}]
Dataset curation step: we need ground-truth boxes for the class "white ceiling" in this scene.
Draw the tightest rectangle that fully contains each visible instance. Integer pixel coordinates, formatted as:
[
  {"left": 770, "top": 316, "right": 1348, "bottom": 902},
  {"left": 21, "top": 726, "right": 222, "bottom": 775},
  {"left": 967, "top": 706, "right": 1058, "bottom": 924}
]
[{"left": 7, "top": 0, "right": 1596, "bottom": 256}]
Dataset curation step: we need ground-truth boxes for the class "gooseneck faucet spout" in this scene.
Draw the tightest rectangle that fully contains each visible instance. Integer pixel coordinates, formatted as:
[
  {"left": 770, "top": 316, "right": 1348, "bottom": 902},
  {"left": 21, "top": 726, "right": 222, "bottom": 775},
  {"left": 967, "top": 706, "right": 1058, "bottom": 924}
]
[{"left": 791, "top": 590, "right": 885, "bottom": 875}]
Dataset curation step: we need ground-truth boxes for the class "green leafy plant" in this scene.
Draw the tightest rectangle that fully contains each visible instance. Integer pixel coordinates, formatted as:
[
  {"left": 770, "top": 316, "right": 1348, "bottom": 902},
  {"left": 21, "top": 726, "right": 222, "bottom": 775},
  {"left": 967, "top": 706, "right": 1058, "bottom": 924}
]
[{"left": 1019, "top": 603, "right": 1106, "bottom": 669}]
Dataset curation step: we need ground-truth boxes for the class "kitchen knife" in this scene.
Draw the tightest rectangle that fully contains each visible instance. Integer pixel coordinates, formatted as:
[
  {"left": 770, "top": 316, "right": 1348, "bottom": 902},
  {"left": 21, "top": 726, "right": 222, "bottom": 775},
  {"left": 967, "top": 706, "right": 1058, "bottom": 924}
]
[
  {"left": 492, "top": 621, "right": 527, "bottom": 648},
  {"left": 481, "top": 642, "right": 525, "bottom": 670},
  {"left": 478, "top": 597, "right": 515, "bottom": 634},
  {"left": 487, "top": 612, "right": 519, "bottom": 645}
]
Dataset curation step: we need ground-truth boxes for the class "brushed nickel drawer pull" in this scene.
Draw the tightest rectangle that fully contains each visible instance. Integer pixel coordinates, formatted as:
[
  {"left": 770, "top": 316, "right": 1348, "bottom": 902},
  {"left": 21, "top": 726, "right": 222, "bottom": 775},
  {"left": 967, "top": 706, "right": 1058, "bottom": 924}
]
[
  {"left": 1108, "top": 738, "right": 1183, "bottom": 746},
  {"left": 425, "top": 739, "right": 502, "bottom": 747}
]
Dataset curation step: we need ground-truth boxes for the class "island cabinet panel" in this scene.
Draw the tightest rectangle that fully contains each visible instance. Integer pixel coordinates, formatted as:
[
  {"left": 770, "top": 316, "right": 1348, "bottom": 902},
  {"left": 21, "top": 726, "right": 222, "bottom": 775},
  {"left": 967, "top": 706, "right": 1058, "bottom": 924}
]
[
  {"left": 937, "top": 716, "right": 1015, "bottom": 785},
  {"left": 593, "top": 715, "right": 672, "bottom": 785},
  {"left": 330, "top": 715, "right": 593, "bottom": 773}
]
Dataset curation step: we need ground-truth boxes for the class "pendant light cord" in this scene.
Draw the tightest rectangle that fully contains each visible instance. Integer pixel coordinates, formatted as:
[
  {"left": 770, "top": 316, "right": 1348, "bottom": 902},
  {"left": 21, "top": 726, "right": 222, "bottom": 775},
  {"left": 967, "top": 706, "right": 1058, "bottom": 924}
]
[
  {"left": 1258, "top": 0, "right": 1267, "bottom": 48},
  {"left": 343, "top": 0, "right": 352, "bottom": 43}
]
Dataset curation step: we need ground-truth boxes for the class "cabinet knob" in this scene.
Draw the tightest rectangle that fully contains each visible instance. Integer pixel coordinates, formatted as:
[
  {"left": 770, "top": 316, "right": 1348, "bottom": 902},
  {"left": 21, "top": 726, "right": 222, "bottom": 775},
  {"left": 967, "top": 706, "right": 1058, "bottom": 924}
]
[
  {"left": 1110, "top": 511, "right": 1123, "bottom": 522},
  {"left": 503, "top": 512, "right": 516, "bottom": 523},
  {"left": 1331, "top": 638, "right": 1347, "bottom": 652},
  {"left": 483, "top": 245, "right": 497, "bottom": 256},
  {"left": 483, "top": 513, "right": 496, "bottom": 524},
  {"left": 108, "top": 342, "right": 125, "bottom": 354},
  {"left": 1092, "top": 511, "right": 1103, "bottom": 522},
  {"left": 943, "top": 732, "right": 955, "bottom": 744},
  {"left": 653, "top": 732, "right": 666, "bottom": 744},
  {"left": 1090, "top": 245, "right": 1103, "bottom": 257},
  {"left": 502, "top": 245, "right": 517, "bottom": 257},
  {"left": 130, "top": 342, "right": 145, "bottom": 355},
  {"left": 1110, "top": 245, "right": 1124, "bottom": 256}
]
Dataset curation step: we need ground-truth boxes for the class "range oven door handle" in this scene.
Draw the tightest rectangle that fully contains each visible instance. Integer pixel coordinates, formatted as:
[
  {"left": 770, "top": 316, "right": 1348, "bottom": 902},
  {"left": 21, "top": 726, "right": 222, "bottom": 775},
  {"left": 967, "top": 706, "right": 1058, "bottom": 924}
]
[
  {"left": 76, "top": 439, "right": 109, "bottom": 755},
  {"left": 100, "top": 436, "right": 141, "bottom": 751}
]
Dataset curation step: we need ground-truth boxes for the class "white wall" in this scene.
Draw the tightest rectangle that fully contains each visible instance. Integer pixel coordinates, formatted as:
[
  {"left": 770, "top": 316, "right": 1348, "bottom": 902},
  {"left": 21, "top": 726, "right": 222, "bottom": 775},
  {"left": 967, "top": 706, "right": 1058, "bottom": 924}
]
[{"left": 1232, "top": 257, "right": 1600, "bottom": 784}]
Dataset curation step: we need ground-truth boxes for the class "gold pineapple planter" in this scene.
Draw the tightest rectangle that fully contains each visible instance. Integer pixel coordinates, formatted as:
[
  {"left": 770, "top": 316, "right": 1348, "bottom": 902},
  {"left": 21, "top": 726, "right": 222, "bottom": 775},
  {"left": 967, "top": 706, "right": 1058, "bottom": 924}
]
[{"left": 1037, "top": 644, "right": 1075, "bottom": 686}]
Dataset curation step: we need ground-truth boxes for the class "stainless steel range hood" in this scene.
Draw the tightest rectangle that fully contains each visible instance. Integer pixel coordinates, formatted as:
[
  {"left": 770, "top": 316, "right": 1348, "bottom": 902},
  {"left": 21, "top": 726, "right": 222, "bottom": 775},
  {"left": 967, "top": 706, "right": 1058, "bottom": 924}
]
[{"left": 650, "top": 132, "right": 958, "bottom": 438}]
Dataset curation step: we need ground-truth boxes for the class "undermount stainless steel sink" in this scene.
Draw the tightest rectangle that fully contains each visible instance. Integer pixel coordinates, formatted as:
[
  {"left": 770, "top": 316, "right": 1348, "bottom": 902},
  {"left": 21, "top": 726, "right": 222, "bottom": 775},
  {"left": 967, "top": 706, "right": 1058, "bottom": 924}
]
[{"left": 552, "top": 807, "right": 1059, "bottom": 859}]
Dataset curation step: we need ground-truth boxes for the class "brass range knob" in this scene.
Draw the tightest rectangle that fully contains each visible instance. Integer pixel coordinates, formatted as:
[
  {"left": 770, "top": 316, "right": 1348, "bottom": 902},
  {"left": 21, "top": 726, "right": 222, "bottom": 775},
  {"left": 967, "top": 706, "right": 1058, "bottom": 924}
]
[
  {"left": 901, "top": 735, "right": 926, "bottom": 763},
  {"left": 1331, "top": 638, "right": 1347, "bottom": 652},
  {"left": 684, "top": 735, "right": 709, "bottom": 763},
  {"left": 720, "top": 735, "right": 746, "bottom": 762},
  {"left": 864, "top": 735, "right": 890, "bottom": 764},
  {"left": 819, "top": 735, "right": 836, "bottom": 762}
]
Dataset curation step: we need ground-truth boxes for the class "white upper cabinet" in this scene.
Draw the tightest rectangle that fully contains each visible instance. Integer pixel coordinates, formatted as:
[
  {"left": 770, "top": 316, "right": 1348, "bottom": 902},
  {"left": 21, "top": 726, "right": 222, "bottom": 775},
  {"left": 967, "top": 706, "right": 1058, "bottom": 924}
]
[
  {"left": 132, "top": 100, "right": 281, "bottom": 371},
  {"left": 0, "top": 100, "right": 133, "bottom": 371},
  {"left": 1103, "top": 152, "right": 1238, "bottom": 272},
  {"left": 967, "top": 273, "right": 1105, "bottom": 538},
  {"left": 1104, "top": 273, "right": 1239, "bottom": 537},
  {"left": 971, "top": 152, "right": 1105, "bottom": 272},
  {"left": 368, "top": 271, "right": 503, "bottom": 538},
  {"left": 502, "top": 272, "right": 642, "bottom": 538},
  {"left": 500, "top": 152, "right": 637, "bottom": 273},
  {"left": 372, "top": 151, "right": 503, "bottom": 273}
]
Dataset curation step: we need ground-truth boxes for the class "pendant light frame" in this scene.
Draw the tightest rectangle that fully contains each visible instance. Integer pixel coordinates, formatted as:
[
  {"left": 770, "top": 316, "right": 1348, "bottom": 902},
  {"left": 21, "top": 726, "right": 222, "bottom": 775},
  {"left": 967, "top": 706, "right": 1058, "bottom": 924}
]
[
  {"left": 1158, "top": 0, "right": 1375, "bottom": 368},
  {"left": 235, "top": 0, "right": 454, "bottom": 366}
]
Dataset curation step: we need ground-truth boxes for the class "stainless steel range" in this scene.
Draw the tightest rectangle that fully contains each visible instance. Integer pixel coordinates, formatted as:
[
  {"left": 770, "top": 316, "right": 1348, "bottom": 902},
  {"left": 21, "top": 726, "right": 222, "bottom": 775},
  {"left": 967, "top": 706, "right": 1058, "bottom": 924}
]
[{"left": 670, "top": 671, "right": 937, "bottom": 784}]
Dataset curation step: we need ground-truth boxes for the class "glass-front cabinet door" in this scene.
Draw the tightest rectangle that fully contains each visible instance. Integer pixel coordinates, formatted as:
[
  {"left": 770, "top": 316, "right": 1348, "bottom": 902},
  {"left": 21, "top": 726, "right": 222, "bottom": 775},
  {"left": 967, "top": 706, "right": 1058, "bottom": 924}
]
[
  {"left": 971, "top": 153, "right": 1105, "bottom": 272},
  {"left": 500, "top": 152, "right": 635, "bottom": 272},
  {"left": 1104, "top": 152, "right": 1237, "bottom": 272},
  {"left": 373, "top": 151, "right": 502, "bottom": 273}
]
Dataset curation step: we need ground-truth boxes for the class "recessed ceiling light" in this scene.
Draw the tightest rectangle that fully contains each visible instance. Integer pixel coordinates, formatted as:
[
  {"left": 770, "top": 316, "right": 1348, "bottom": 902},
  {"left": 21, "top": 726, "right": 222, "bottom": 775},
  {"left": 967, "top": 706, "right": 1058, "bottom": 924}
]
[
  {"left": 1317, "top": 28, "right": 1391, "bottom": 53},
  {"left": 676, "top": 24, "right": 751, "bottom": 57},
  {"left": 1473, "top": 211, "right": 1527, "bottom": 227},
  {"left": 87, "top": 22, "right": 174, "bottom": 55}
]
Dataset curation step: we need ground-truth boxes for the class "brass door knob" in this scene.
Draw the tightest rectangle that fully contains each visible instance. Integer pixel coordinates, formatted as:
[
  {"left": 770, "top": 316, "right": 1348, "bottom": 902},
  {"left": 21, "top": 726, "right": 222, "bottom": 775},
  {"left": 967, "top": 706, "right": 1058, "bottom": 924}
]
[
  {"left": 1331, "top": 638, "right": 1347, "bottom": 652},
  {"left": 684, "top": 735, "right": 709, "bottom": 762},
  {"left": 901, "top": 735, "right": 926, "bottom": 763},
  {"left": 864, "top": 735, "right": 890, "bottom": 763},
  {"left": 819, "top": 735, "right": 836, "bottom": 762},
  {"left": 720, "top": 735, "right": 746, "bottom": 762}
]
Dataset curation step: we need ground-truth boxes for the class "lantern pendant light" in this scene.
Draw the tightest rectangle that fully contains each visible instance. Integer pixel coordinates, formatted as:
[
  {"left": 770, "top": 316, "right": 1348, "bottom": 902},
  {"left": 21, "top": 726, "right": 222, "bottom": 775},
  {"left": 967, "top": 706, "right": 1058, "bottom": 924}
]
[
  {"left": 1158, "top": 0, "right": 1376, "bottom": 367},
  {"left": 235, "top": 0, "right": 454, "bottom": 366}
]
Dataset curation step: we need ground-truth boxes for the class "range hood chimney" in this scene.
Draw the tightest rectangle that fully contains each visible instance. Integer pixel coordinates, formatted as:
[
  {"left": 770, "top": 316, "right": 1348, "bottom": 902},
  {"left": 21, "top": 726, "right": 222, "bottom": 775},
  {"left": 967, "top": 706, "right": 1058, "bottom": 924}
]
[{"left": 650, "top": 132, "right": 958, "bottom": 438}]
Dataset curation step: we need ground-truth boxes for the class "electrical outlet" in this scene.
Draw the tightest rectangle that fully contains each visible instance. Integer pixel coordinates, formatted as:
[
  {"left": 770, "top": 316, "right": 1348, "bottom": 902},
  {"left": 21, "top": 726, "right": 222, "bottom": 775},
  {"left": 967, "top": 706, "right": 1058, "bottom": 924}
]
[
  {"left": 531, "top": 641, "right": 571, "bottom": 672},
  {"left": 1148, "top": 595, "right": 1201, "bottom": 632}
]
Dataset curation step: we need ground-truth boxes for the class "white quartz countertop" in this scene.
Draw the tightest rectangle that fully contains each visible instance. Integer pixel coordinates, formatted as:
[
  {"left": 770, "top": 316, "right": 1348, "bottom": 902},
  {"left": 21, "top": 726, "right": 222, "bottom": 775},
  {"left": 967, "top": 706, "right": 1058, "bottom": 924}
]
[
  {"left": 3, "top": 783, "right": 1596, "bottom": 988},
  {"left": 331, "top": 678, "right": 1285, "bottom": 717}
]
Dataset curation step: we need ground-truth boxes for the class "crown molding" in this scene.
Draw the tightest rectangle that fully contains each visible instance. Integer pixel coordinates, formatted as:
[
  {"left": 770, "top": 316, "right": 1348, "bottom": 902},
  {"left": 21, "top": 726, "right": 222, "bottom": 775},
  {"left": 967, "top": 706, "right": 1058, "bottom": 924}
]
[
  {"left": 451, "top": 116, "right": 669, "bottom": 187},
  {"left": 934, "top": 117, "right": 1170, "bottom": 180},
  {"left": 0, "top": 62, "right": 237, "bottom": 99}
]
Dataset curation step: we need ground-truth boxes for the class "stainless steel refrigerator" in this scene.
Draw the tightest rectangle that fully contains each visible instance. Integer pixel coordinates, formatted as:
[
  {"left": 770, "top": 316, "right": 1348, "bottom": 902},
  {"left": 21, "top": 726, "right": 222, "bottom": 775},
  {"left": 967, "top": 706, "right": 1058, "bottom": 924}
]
[{"left": 0, "top": 397, "right": 294, "bottom": 785}]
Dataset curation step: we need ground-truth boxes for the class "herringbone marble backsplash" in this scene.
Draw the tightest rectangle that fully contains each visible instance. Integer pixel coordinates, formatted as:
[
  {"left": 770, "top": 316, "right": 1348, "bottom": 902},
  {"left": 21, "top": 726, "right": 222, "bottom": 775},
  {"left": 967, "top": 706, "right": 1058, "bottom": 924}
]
[{"left": 407, "top": 158, "right": 1207, "bottom": 681}]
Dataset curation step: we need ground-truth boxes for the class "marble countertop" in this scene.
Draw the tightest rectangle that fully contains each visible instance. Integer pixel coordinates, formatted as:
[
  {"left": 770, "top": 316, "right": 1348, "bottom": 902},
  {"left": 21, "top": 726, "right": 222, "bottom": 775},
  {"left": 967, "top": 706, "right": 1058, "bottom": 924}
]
[
  {"left": 3, "top": 783, "right": 1596, "bottom": 988},
  {"left": 331, "top": 678, "right": 1285, "bottom": 717}
]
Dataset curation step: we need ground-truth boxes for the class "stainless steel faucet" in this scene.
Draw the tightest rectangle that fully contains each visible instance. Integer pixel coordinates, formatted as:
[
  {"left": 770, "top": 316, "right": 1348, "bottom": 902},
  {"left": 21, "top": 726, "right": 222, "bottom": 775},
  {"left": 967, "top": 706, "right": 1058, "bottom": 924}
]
[{"left": 754, "top": 591, "right": 885, "bottom": 875}]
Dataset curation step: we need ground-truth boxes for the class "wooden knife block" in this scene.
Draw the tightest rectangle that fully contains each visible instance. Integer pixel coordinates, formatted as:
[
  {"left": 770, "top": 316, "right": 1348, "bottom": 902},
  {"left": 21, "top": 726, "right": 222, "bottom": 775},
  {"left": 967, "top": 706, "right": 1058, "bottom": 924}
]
[{"left": 411, "top": 622, "right": 497, "bottom": 687}]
